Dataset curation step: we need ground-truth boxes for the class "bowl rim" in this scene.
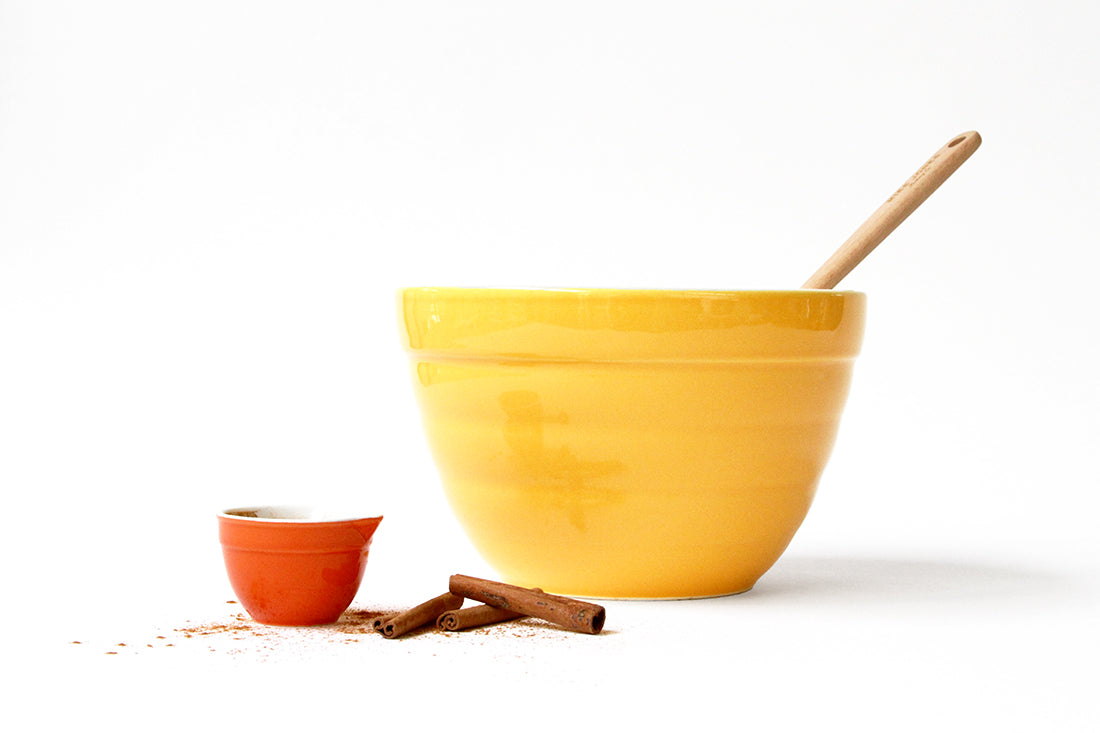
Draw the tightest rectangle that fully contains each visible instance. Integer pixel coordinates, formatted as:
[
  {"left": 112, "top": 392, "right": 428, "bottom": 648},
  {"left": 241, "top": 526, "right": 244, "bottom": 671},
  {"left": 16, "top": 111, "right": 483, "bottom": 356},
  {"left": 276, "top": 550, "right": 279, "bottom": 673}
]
[
  {"left": 400, "top": 287, "right": 867, "bottom": 362},
  {"left": 399, "top": 286, "right": 864, "bottom": 297},
  {"left": 218, "top": 505, "right": 383, "bottom": 524}
]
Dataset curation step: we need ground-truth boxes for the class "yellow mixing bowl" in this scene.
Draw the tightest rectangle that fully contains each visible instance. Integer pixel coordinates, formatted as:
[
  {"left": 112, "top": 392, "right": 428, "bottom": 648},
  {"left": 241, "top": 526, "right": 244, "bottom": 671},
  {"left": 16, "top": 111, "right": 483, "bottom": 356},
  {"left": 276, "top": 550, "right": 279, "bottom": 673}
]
[{"left": 400, "top": 288, "right": 866, "bottom": 599}]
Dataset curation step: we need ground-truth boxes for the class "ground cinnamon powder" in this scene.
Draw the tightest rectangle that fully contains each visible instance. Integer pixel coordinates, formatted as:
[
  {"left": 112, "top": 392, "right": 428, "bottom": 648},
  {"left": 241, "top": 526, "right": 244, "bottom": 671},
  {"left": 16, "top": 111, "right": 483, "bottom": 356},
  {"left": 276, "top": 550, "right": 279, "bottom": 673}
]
[{"left": 75, "top": 599, "right": 573, "bottom": 656}]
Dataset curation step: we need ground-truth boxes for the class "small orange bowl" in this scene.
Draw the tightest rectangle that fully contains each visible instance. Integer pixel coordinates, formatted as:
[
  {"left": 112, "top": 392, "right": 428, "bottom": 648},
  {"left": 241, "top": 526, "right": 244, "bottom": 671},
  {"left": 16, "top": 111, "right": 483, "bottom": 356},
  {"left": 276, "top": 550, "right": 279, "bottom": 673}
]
[{"left": 217, "top": 506, "right": 383, "bottom": 626}]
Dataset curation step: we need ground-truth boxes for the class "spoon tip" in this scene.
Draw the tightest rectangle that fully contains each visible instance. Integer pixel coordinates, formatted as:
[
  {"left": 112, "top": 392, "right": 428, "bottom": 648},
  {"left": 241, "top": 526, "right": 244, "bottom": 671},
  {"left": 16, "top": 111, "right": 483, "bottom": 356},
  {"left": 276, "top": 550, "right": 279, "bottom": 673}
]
[{"left": 948, "top": 130, "right": 982, "bottom": 150}]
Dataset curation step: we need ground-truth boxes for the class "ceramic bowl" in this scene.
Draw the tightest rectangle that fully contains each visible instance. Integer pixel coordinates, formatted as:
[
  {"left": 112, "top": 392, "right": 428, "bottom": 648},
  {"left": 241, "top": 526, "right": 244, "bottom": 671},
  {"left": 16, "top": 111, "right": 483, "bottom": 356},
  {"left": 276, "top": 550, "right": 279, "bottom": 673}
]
[
  {"left": 400, "top": 288, "right": 866, "bottom": 599},
  {"left": 217, "top": 506, "right": 383, "bottom": 625}
]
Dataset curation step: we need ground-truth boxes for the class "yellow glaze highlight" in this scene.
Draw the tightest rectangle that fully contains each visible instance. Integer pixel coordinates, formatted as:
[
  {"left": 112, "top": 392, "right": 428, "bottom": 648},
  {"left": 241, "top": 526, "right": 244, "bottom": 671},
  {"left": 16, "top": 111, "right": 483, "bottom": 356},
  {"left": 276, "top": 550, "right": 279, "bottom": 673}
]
[{"left": 400, "top": 288, "right": 866, "bottom": 599}]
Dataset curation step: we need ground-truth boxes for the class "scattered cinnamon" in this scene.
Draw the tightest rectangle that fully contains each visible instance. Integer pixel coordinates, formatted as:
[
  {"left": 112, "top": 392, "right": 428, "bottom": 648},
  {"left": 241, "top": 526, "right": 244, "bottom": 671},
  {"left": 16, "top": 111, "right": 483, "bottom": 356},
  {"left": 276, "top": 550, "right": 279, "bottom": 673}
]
[
  {"left": 448, "top": 575, "right": 605, "bottom": 635},
  {"left": 380, "top": 592, "right": 464, "bottom": 639},
  {"left": 77, "top": 578, "right": 607, "bottom": 655}
]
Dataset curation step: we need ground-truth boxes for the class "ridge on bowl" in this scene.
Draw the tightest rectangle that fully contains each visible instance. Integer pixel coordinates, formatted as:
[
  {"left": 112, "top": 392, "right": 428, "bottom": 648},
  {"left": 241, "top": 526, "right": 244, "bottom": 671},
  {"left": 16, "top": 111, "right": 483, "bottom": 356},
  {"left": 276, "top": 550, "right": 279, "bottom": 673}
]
[{"left": 399, "top": 287, "right": 866, "bottom": 599}]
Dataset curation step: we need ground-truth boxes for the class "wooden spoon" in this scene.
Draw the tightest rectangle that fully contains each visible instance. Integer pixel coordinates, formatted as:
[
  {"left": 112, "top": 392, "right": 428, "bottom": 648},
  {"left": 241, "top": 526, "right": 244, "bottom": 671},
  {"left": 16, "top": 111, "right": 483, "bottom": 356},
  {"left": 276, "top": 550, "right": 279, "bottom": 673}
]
[{"left": 802, "top": 130, "right": 981, "bottom": 289}]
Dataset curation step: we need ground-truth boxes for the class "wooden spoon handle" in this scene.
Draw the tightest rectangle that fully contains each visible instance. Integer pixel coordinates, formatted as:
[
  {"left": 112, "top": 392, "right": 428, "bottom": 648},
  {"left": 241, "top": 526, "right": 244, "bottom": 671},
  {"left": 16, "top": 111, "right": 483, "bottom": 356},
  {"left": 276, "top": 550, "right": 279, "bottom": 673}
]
[{"left": 802, "top": 130, "right": 982, "bottom": 289}]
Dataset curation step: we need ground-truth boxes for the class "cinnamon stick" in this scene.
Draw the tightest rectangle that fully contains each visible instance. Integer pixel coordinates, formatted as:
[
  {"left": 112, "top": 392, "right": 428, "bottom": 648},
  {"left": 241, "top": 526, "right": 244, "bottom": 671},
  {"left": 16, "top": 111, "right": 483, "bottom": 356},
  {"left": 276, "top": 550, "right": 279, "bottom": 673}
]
[
  {"left": 436, "top": 603, "right": 526, "bottom": 631},
  {"left": 380, "top": 592, "right": 464, "bottom": 639},
  {"left": 448, "top": 575, "right": 605, "bottom": 635}
]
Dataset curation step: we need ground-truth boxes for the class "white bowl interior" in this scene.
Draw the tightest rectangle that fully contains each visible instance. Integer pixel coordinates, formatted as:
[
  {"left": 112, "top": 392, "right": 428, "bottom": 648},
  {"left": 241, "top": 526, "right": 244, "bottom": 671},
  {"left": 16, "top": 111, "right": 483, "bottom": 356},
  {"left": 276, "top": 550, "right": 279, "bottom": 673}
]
[{"left": 220, "top": 505, "right": 379, "bottom": 522}]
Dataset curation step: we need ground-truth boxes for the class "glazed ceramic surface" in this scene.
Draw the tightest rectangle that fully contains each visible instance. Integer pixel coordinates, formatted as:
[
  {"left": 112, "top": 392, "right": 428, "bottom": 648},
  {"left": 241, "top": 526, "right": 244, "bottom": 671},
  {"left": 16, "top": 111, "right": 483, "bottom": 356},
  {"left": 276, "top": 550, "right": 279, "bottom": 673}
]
[
  {"left": 400, "top": 288, "right": 865, "bottom": 599},
  {"left": 217, "top": 507, "right": 382, "bottom": 625}
]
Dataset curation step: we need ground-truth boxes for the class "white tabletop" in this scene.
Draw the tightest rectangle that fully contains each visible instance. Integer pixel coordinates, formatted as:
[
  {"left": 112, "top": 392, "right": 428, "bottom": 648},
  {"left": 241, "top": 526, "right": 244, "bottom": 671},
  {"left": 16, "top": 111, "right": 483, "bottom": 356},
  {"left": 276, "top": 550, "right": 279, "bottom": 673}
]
[{"left": 4, "top": 1, "right": 1098, "bottom": 730}]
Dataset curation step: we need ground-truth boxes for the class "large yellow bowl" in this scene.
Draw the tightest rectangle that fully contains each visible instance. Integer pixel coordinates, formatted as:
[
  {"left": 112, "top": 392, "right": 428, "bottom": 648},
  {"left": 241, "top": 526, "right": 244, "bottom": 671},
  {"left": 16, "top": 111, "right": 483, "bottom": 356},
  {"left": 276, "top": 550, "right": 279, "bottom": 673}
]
[{"left": 400, "top": 288, "right": 866, "bottom": 599}]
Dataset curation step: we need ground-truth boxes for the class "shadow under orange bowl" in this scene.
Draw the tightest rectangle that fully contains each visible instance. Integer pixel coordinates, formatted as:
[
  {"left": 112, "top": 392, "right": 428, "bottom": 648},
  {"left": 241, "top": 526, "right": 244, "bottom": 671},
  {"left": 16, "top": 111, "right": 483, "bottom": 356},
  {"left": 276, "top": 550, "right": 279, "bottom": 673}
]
[
  {"left": 400, "top": 288, "right": 866, "bottom": 599},
  {"left": 217, "top": 508, "right": 383, "bottom": 625}
]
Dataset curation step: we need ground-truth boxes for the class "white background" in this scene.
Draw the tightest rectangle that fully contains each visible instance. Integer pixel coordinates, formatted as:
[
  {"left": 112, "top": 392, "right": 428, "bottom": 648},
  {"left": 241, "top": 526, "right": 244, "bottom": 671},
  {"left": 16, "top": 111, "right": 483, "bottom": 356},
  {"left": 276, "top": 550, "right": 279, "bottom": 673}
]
[{"left": 2, "top": 1, "right": 1097, "bottom": 729}]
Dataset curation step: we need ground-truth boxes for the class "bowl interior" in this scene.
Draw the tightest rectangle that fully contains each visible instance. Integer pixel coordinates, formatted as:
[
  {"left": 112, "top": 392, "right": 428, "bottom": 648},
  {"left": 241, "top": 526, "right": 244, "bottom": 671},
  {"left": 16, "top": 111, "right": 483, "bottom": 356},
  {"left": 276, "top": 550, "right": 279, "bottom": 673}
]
[{"left": 220, "top": 505, "right": 381, "bottom": 523}]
